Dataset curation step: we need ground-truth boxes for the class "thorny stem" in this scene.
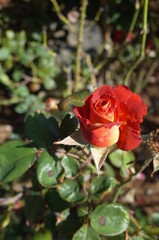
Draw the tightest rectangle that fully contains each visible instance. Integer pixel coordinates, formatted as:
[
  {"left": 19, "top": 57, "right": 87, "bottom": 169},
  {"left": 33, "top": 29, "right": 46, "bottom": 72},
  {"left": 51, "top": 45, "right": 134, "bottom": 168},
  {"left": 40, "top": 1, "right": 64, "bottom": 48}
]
[
  {"left": 49, "top": 0, "right": 74, "bottom": 32},
  {"left": 141, "top": 0, "right": 149, "bottom": 58},
  {"left": 113, "top": 157, "right": 153, "bottom": 203},
  {"left": 124, "top": 0, "right": 149, "bottom": 85},
  {"left": 125, "top": 0, "right": 140, "bottom": 42},
  {"left": 74, "top": 0, "right": 88, "bottom": 91}
]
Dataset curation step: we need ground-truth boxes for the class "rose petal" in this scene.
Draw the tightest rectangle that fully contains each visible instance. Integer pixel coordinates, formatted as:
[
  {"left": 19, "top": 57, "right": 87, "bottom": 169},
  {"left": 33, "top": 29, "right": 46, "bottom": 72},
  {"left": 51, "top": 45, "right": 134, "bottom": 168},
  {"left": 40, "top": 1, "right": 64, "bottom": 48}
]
[
  {"left": 91, "top": 85, "right": 116, "bottom": 103},
  {"left": 74, "top": 95, "right": 92, "bottom": 125},
  {"left": 117, "top": 123, "right": 142, "bottom": 150},
  {"left": 90, "top": 86, "right": 119, "bottom": 124},
  {"left": 113, "top": 85, "right": 147, "bottom": 122},
  {"left": 79, "top": 119, "right": 120, "bottom": 148},
  {"left": 113, "top": 85, "right": 147, "bottom": 150}
]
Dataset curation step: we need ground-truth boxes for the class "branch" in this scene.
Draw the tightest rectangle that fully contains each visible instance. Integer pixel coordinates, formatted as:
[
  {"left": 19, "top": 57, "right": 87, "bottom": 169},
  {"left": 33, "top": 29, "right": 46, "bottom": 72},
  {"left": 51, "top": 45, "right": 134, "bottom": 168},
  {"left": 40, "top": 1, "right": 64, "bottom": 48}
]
[
  {"left": 0, "top": 193, "right": 23, "bottom": 206},
  {"left": 125, "top": 0, "right": 140, "bottom": 43},
  {"left": 74, "top": 0, "right": 88, "bottom": 91},
  {"left": 49, "top": 0, "right": 74, "bottom": 32},
  {"left": 124, "top": 0, "right": 149, "bottom": 86}
]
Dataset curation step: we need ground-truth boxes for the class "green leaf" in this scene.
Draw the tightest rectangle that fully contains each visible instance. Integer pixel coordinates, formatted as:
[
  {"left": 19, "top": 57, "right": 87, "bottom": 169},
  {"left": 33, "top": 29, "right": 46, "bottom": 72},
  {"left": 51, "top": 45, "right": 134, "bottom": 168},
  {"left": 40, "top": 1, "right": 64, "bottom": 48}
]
[
  {"left": 90, "top": 204, "right": 130, "bottom": 236},
  {"left": 68, "top": 89, "right": 90, "bottom": 106},
  {"left": 45, "top": 189, "right": 69, "bottom": 212},
  {"left": 105, "top": 234, "right": 127, "bottom": 240},
  {"left": 12, "top": 70, "right": 23, "bottom": 82},
  {"left": 58, "top": 179, "right": 86, "bottom": 203},
  {"left": 0, "top": 48, "right": 11, "bottom": 61},
  {"left": 57, "top": 211, "right": 81, "bottom": 238},
  {"left": 37, "top": 151, "right": 63, "bottom": 187},
  {"left": 25, "top": 112, "right": 59, "bottom": 149},
  {"left": 152, "top": 212, "right": 159, "bottom": 225},
  {"left": 0, "top": 140, "right": 36, "bottom": 183},
  {"left": 6, "top": 30, "right": 15, "bottom": 39},
  {"left": 144, "top": 225, "right": 159, "bottom": 235},
  {"left": 109, "top": 149, "right": 135, "bottom": 178},
  {"left": 61, "top": 156, "right": 79, "bottom": 178},
  {"left": 15, "top": 102, "right": 29, "bottom": 114},
  {"left": 104, "top": 163, "right": 115, "bottom": 177},
  {"left": 60, "top": 113, "right": 78, "bottom": 139},
  {"left": 34, "top": 229, "right": 52, "bottom": 240},
  {"left": 77, "top": 206, "right": 89, "bottom": 217},
  {"left": 25, "top": 191, "right": 45, "bottom": 224},
  {"left": 90, "top": 146, "right": 109, "bottom": 172},
  {"left": 14, "top": 85, "right": 29, "bottom": 97},
  {"left": 90, "top": 175, "right": 116, "bottom": 200},
  {"left": 43, "top": 77, "right": 56, "bottom": 90},
  {"left": 132, "top": 237, "right": 144, "bottom": 240},
  {"left": 109, "top": 149, "right": 135, "bottom": 168},
  {"left": 73, "top": 224, "right": 100, "bottom": 240},
  {"left": 0, "top": 73, "right": 12, "bottom": 87}
]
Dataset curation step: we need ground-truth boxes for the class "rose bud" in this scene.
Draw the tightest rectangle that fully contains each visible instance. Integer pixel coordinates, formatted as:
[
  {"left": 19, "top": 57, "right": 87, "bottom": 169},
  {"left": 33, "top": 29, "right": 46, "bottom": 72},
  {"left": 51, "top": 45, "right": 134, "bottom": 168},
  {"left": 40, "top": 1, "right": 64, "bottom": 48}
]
[{"left": 74, "top": 85, "right": 147, "bottom": 151}]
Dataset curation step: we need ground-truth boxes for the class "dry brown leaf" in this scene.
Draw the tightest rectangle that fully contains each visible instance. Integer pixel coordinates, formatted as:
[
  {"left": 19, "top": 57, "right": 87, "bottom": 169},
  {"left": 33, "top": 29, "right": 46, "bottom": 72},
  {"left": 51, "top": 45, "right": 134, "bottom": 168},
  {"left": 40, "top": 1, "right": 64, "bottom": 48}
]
[
  {"left": 90, "top": 145, "right": 109, "bottom": 173},
  {"left": 54, "top": 130, "right": 88, "bottom": 147}
]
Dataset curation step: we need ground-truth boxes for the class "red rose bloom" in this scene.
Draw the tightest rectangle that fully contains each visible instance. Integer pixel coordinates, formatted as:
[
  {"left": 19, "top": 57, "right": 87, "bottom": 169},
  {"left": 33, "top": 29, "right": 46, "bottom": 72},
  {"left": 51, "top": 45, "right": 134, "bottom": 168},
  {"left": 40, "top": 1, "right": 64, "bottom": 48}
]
[{"left": 74, "top": 85, "right": 147, "bottom": 151}]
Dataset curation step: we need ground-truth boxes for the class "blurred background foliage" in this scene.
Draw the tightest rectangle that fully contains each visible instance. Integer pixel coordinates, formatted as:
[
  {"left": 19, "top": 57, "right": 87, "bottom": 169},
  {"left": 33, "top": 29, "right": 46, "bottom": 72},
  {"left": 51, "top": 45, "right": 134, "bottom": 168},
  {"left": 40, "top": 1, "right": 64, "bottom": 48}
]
[{"left": 0, "top": 0, "right": 159, "bottom": 239}]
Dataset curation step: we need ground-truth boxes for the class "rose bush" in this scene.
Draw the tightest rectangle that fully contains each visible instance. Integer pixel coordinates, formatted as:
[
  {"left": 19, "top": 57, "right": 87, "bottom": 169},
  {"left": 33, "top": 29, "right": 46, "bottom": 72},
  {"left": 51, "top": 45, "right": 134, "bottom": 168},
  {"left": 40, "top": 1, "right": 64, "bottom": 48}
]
[{"left": 74, "top": 85, "right": 147, "bottom": 150}]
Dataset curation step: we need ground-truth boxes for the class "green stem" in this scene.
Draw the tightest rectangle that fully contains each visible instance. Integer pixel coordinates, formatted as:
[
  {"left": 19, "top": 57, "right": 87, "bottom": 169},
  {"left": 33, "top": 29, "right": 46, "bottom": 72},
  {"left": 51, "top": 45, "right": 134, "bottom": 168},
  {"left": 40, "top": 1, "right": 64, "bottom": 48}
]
[
  {"left": 124, "top": 57, "right": 142, "bottom": 86},
  {"left": 30, "top": 62, "right": 37, "bottom": 78},
  {"left": 0, "top": 97, "right": 22, "bottom": 106},
  {"left": 113, "top": 157, "right": 153, "bottom": 203},
  {"left": 141, "top": 0, "right": 149, "bottom": 57},
  {"left": 125, "top": 0, "right": 140, "bottom": 42},
  {"left": 127, "top": 0, "right": 140, "bottom": 38},
  {"left": 74, "top": 0, "right": 88, "bottom": 91},
  {"left": 94, "top": 7, "right": 103, "bottom": 23},
  {"left": 42, "top": 26, "right": 47, "bottom": 47},
  {"left": 49, "top": 0, "right": 74, "bottom": 32},
  {"left": 124, "top": 0, "right": 149, "bottom": 85}
]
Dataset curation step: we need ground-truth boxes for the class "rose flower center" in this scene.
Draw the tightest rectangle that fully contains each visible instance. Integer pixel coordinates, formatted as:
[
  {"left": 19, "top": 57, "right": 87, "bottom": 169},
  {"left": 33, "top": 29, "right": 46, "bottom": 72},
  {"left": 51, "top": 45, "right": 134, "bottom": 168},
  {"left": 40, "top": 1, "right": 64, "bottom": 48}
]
[{"left": 94, "top": 95, "right": 117, "bottom": 122}]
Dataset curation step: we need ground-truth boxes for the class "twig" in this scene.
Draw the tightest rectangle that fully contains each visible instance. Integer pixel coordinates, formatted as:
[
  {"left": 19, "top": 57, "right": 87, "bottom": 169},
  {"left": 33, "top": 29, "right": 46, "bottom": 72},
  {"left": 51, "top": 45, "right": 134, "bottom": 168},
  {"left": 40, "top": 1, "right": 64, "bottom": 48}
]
[
  {"left": 124, "top": 0, "right": 149, "bottom": 85},
  {"left": 135, "top": 60, "right": 158, "bottom": 93},
  {"left": 113, "top": 157, "right": 153, "bottom": 203},
  {"left": 49, "top": 0, "right": 74, "bottom": 32},
  {"left": 0, "top": 193, "right": 23, "bottom": 206},
  {"left": 74, "top": 0, "right": 88, "bottom": 91},
  {"left": 85, "top": 53, "right": 97, "bottom": 87},
  {"left": 142, "top": 60, "right": 158, "bottom": 88},
  {"left": 94, "top": 7, "right": 104, "bottom": 23},
  {"left": 125, "top": 230, "right": 129, "bottom": 240},
  {"left": 42, "top": 26, "right": 47, "bottom": 47},
  {"left": 125, "top": 0, "right": 140, "bottom": 43}
]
